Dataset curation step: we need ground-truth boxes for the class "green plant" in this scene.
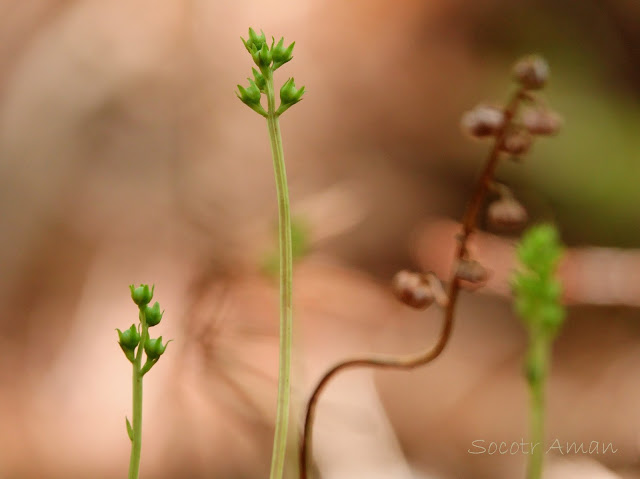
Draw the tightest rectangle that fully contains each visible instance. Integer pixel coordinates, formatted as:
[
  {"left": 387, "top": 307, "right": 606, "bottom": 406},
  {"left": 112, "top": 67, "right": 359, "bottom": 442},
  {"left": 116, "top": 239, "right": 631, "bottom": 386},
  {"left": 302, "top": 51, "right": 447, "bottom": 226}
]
[
  {"left": 299, "top": 54, "right": 561, "bottom": 479},
  {"left": 237, "top": 27, "right": 305, "bottom": 479},
  {"left": 512, "top": 224, "right": 566, "bottom": 479},
  {"left": 117, "top": 284, "right": 170, "bottom": 479}
]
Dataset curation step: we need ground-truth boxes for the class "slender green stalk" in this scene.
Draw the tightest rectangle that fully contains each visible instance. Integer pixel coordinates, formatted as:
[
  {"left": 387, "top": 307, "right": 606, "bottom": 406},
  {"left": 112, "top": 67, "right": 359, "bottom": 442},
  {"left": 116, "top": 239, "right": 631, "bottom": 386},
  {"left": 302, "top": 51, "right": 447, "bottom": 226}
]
[
  {"left": 237, "top": 29, "right": 302, "bottom": 478},
  {"left": 128, "top": 310, "right": 149, "bottom": 479},
  {"left": 264, "top": 68, "right": 294, "bottom": 479},
  {"left": 527, "top": 337, "right": 548, "bottom": 479}
]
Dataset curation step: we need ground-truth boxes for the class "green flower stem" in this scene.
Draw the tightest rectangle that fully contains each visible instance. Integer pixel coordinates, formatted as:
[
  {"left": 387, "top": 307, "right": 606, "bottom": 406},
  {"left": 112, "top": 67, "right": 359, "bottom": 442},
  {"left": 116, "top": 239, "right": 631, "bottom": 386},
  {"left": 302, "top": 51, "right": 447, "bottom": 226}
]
[
  {"left": 128, "top": 309, "right": 149, "bottom": 479},
  {"left": 527, "top": 336, "right": 549, "bottom": 479},
  {"left": 264, "top": 68, "right": 294, "bottom": 479}
]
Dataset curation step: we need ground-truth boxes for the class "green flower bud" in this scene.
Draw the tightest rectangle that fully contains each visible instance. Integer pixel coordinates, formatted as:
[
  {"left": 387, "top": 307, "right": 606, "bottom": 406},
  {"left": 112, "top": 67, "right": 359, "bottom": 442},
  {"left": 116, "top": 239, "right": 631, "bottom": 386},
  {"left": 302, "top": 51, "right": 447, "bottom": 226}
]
[
  {"left": 144, "top": 336, "right": 169, "bottom": 360},
  {"left": 129, "top": 284, "right": 154, "bottom": 307},
  {"left": 237, "top": 79, "right": 261, "bottom": 105},
  {"left": 280, "top": 77, "right": 305, "bottom": 104},
  {"left": 117, "top": 324, "right": 141, "bottom": 349},
  {"left": 271, "top": 37, "right": 295, "bottom": 70},
  {"left": 144, "top": 301, "right": 164, "bottom": 327},
  {"left": 276, "top": 78, "right": 305, "bottom": 115},
  {"left": 236, "top": 79, "right": 268, "bottom": 117},
  {"left": 117, "top": 324, "right": 141, "bottom": 362},
  {"left": 241, "top": 27, "right": 266, "bottom": 54},
  {"left": 252, "top": 68, "right": 266, "bottom": 92},
  {"left": 251, "top": 43, "right": 272, "bottom": 69}
]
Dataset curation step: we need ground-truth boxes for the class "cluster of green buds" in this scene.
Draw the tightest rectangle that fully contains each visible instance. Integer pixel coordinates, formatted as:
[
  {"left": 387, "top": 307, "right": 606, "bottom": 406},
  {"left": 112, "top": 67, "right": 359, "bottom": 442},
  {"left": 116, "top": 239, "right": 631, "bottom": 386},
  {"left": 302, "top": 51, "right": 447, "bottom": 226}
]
[
  {"left": 236, "top": 28, "right": 305, "bottom": 117},
  {"left": 512, "top": 224, "right": 566, "bottom": 342},
  {"left": 116, "top": 284, "right": 170, "bottom": 373},
  {"left": 512, "top": 224, "right": 565, "bottom": 386}
]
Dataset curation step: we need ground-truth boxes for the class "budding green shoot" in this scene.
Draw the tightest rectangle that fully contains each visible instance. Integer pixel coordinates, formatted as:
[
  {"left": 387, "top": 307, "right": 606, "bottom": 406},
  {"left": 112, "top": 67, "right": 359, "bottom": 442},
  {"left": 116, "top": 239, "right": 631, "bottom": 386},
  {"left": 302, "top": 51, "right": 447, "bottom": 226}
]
[{"left": 511, "top": 224, "right": 566, "bottom": 479}]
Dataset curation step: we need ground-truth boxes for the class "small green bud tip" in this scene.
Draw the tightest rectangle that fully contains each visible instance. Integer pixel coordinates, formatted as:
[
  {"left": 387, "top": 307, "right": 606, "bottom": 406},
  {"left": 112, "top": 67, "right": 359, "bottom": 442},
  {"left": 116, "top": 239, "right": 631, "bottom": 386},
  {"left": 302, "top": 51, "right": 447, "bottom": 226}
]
[
  {"left": 129, "top": 284, "right": 154, "bottom": 307},
  {"left": 144, "top": 336, "right": 170, "bottom": 360},
  {"left": 117, "top": 324, "right": 141, "bottom": 350}
]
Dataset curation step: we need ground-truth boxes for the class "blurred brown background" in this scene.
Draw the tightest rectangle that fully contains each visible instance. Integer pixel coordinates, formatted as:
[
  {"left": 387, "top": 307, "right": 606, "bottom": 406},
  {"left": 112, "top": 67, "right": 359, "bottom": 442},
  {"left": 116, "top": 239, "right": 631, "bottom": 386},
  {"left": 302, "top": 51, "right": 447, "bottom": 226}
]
[{"left": 0, "top": 0, "right": 639, "bottom": 478}]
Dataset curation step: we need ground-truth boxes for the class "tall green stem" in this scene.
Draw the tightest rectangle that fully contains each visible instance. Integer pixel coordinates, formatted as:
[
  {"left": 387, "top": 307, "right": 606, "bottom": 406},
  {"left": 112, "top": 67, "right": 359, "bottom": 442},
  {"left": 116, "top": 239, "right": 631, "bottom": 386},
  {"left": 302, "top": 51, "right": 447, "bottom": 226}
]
[
  {"left": 264, "top": 69, "right": 294, "bottom": 479},
  {"left": 527, "top": 337, "right": 548, "bottom": 479},
  {"left": 129, "top": 310, "right": 149, "bottom": 479}
]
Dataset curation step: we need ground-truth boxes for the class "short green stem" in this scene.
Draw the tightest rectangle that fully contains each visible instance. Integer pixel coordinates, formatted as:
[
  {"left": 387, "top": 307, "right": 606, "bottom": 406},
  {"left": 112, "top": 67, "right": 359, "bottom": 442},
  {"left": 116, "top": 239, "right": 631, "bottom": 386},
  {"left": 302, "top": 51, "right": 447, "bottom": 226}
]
[
  {"left": 128, "top": 310, "right": 149, "bottom": 479},
  {"left": 527, "top": 337, "right": 548, "bottom": 479},
  {"left": 264, "top": 69, "right": 294, "bottom": 479}
]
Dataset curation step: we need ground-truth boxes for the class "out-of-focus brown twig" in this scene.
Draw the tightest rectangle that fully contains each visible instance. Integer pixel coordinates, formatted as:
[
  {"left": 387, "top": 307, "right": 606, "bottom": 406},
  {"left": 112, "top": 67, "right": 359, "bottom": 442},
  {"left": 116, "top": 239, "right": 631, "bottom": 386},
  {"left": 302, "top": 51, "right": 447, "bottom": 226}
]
[{"left": 299, "top": 87, "right": 528, "bottom": 479}]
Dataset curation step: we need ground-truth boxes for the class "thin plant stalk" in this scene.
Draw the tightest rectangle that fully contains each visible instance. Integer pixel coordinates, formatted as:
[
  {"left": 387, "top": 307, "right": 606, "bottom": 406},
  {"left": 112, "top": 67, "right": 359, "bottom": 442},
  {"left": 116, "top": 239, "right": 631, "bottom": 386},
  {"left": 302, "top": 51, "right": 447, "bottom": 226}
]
[
  {"left": 128, "top": 310, "right": 149, "bottom": 479},
  {"left": 527, "top": 337, "right": 548, "bottom": 479},
  {"left": 264, "top": 68, "right": 294, "bottom": 479}
]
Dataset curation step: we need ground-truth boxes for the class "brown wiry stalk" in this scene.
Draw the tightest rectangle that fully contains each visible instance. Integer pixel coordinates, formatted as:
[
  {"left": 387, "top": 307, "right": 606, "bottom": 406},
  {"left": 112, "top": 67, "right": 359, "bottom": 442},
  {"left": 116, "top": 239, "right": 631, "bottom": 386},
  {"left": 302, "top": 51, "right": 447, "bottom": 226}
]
[{"left": 299, "top": 86, "right": 528, "bottom": 479}]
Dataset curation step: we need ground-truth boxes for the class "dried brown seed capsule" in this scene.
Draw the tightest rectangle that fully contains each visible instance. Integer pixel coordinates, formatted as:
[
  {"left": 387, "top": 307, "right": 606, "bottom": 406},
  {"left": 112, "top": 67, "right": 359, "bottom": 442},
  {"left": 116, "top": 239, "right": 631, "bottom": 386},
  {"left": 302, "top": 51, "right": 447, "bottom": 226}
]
[
  {"left": 522, "top": 109, "right": 562, "bottom": 135},
  {"left": 461, "top": 105, "right": 506, "bottom": 138},
  {"left": 487, "top": 197, "right": 528, "bottom": 229},
  {"left": 455, "top": 259, "right": 489, "bottom": 284},
  {"left": 513, "top": 55, "right": 549, "bottom": 90},
  {"left": 392, "top": 270, "right": 434, "bottom": 310},
  {"left": 500, "top": 130, "right": 533, "bottom": 156}
]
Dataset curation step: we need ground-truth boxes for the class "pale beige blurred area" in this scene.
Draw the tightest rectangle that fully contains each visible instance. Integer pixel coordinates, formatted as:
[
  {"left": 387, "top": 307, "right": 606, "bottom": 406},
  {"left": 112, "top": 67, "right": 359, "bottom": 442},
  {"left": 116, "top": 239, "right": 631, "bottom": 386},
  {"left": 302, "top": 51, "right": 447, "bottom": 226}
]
[{"left": 0, "top": 1, "right": 639, "bottom": 478}]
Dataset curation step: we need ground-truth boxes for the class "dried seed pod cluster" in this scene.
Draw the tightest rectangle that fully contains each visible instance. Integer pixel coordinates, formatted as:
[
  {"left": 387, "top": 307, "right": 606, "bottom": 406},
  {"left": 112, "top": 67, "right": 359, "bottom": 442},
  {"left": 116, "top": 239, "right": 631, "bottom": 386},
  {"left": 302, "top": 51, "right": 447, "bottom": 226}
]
[
  {"left": 394, "top": 54, "right": 561, "bottom": 307},
  {"left": 461, "top": 55, "right": 561, "bottom": 148},
  {"left": 460, "top": 55, "right": 561, "bottom": 233}
]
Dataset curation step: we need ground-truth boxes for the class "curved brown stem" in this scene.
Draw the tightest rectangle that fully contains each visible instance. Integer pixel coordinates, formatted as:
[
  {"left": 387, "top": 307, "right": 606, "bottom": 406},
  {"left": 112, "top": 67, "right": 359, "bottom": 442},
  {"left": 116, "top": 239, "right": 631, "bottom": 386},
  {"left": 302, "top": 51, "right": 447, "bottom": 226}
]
[{"left": 299, "top": 86, "right": 527, "bottom": 479}]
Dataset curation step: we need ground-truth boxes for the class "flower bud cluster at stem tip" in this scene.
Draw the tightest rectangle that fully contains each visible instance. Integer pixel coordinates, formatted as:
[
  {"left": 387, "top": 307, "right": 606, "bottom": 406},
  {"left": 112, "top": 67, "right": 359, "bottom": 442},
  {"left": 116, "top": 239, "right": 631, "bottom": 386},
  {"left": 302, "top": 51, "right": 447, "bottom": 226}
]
[
  {"left": 120, "top": 284, "right": 171, "bottom": 479},
  {"left": 117, "top": 284, "right": 169, "bottom": 365},
  {"left": 237, "top": 27, "right": 305, "bottom": 118}
]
